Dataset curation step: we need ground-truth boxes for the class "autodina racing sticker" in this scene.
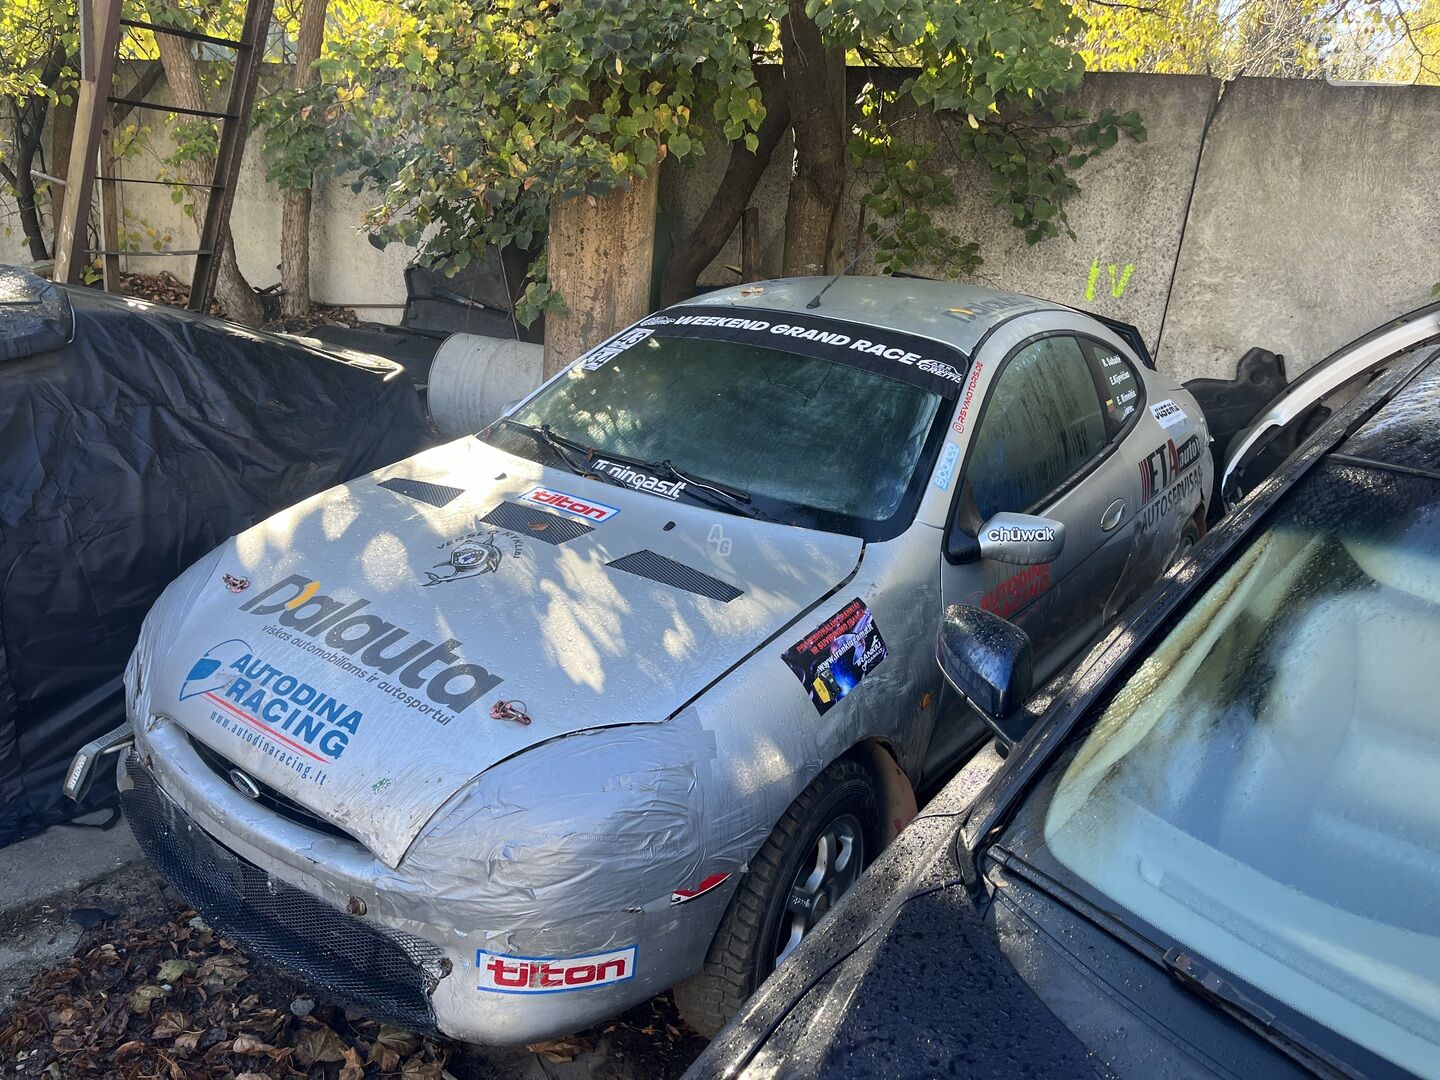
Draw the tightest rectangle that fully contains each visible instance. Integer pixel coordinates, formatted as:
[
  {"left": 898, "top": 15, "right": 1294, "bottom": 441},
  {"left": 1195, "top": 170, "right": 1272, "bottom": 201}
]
[{"left": 782, "top": 598, "right": 888, "bottom": 715}]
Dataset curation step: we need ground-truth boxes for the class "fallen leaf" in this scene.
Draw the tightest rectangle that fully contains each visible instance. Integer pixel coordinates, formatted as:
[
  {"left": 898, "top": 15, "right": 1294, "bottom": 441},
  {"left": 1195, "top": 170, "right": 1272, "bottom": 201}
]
[
  {"left": 294, "top": 1025, "right": 350, "bottom": 1065},
  {"left": 526, "top": 1036, "right": 592, "bottom": 1064},
  {"left": 126, "top": 984, "right": 167, "bottom": 1014},
  {"left": 232, "top": 1033, "right": 276, "bottom": 1055},
  {"left": 156, "top": 959, "right": 194, "bottom": 983},
  {"left": 339, "top": 1046, "right": 365, "bottom": 1080},
  {"left": 113, "top": 1040, "right": 146, "bottom": 1062},
  {"left": 172, "top": 1030, "right": 201, "bottom": 1054}
]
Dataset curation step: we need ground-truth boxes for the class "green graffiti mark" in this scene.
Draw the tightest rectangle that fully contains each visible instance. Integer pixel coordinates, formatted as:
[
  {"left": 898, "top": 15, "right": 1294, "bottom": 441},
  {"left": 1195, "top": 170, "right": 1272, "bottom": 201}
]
[{"left": 1085, "top": 258, "right": 1136, "bottom": 301}]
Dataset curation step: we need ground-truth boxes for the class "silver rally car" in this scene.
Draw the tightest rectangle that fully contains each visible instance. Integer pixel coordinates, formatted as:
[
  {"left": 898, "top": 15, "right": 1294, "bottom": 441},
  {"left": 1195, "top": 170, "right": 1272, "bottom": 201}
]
[{"left": 99, "top": 276, "right": 1210, "bottom": 1043}]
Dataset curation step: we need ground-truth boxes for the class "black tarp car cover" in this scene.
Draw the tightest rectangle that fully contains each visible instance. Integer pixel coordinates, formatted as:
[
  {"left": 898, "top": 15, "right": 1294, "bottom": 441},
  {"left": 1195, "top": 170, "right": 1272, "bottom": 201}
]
[{"left": 0, "top": 268, "right": 433, "bottom": 846}]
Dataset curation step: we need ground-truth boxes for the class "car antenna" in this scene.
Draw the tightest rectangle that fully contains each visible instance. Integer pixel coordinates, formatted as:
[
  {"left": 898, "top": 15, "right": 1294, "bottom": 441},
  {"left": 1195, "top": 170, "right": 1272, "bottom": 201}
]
[{"left": 805, "top": 224, "right": 899, "bottom": 309}]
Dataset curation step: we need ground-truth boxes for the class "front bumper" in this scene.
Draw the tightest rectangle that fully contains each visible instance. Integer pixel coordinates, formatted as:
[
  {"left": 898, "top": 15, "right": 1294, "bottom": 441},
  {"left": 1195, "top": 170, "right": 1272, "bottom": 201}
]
[
  {"left": 120, "top": 750, "right": 447, "bottom": 1031},
  {"left": 116, "top": 719, "right": 726, "bottom": 1044}
]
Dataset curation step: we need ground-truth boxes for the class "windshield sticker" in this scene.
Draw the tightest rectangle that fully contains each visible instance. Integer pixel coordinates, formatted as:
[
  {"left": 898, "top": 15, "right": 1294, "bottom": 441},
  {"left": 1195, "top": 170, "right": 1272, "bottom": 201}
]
[
  {"left": 520, "top": 486, "right": 621, "bottom": 523},
  {"left": 1149, "top": 398, "right": 1187, "bottom": 430},
  {"left": 950, "top": 358, "right": 984, "bottom": 435},
  {"left": 238, "top": 574, "right": 503, "bottom": 722},
  {"left": 782, "top": 598, "right": 888, "bottom": 715},
  {"left": 634, "top": 305, "right": 968, "bottom": 398},
  {"left": 577, "top": 327, "right": 654, "bottom": 371},
  {"left": 1137, "top": 435, "right": 1203, "bottom": 535},
  {"left": 590, "top": 458, "right": 686, "bottom": 500},
  {"left": 425, "top": 525, "right": 525, "bottom": 587},
  {"left": 932, "top": 442, "right": 961, "bottom": 491},
  {"left": 477, "top": 946, "right": 638, "bottom": 994}
]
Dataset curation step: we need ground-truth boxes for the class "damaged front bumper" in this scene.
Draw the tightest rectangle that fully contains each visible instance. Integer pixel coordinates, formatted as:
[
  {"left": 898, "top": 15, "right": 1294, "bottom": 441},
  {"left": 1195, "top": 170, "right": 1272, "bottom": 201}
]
[{"left": 115, "top": 717, "right": 728, "bottom": 1045}]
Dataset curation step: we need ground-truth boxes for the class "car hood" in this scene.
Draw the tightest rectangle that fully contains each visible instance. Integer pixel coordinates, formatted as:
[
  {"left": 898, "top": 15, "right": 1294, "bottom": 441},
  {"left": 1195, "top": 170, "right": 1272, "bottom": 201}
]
[{"left": 138, "top": 437, "right": 862, "bottom": 867}]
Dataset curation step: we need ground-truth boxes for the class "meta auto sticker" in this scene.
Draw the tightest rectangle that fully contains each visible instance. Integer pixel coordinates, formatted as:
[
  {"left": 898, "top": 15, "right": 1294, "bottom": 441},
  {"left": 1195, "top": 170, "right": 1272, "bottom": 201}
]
[
  {"left": 477, "top": 946, "right": 638, "bottom": 994},
  {"left": 1149, "top": 398, "right": 1188, "bottom": 430},
  {"left": 1136, "top": 434, "right": 1203, "bottom": 535},
  {"left": 425, "top": 524, "right": 524, "bottom": 587},
  {"left": 782, "top": 598, "right": 888, "bottom": 715},
  {"left": 635, "top": 305, "right": 967, "bottom": 398},
  {"left": 520, "top": 486, "right": 620, "bottom": 523},
  {"left": 181, "top": 637, "right": 358, "bottom": 786},
  {"left": 235, "top": 575, "right": 503, "bottom": 724},
  {"left": 932, "top": 442, "right": 961, "bottom": 491}
]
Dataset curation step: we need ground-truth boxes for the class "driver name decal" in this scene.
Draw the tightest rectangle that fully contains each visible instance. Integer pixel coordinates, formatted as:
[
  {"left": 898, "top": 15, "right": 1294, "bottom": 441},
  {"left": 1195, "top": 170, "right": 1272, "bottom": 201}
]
[{"left": 782, "top": 599, "right": 888, "bottom": 715}]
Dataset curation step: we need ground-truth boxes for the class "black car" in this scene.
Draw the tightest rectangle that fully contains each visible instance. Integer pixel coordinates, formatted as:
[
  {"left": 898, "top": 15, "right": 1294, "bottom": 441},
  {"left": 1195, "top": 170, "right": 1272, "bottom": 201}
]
[{"left": 687, "top": 342, "right": 1440, "bottom": 1079}]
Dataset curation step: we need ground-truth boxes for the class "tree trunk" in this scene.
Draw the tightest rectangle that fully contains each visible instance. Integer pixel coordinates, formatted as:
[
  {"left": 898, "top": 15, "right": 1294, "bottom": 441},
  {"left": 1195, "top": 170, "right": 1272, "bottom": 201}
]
[
  {"left": 660, "top": 64, "right": 791, "bottom": 307},
  {"left": 280, "top": 0, "right": 328, "bottom": 319},
  {"left": 543, "top": 170, "right": 658, "bottom": 379},
  {"left": 148, "top": 4, "right": 265, "bottom": 326},
  {"left": 779, "top": 0, "right": 847, "bottom": 277}
]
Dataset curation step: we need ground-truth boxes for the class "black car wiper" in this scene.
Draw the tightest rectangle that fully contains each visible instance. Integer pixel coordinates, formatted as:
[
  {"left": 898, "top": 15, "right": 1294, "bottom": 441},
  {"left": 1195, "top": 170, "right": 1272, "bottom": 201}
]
[
  {"left": 989, "top": 848, "right": 1358, "bottom": 1079},
  {"left": 498, "top": 419, "right": 626, "bottom": 487},
  {"left": 650, "top": 458, "right": 771, "bottom": 521}
]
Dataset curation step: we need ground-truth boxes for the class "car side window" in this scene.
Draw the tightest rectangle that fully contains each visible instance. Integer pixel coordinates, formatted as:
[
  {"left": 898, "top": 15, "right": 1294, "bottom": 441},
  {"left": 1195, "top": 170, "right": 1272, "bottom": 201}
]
[
  {"left": 967, "top": 336, "right": 1109, "bottom": 519},
  {"left": 1080, "top": 339, "right": 1141, "bottom": 435}
]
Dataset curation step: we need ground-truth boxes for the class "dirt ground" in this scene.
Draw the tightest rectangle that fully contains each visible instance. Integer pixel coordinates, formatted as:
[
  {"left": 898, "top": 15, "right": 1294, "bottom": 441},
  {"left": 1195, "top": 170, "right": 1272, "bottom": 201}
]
[{"left": 0, "top": 862, "right": 708, "bottom": 1080}]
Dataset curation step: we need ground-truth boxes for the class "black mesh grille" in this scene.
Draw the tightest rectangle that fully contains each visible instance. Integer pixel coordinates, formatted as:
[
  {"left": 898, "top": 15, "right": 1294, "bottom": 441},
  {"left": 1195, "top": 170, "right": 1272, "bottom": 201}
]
[
  {"left": 378, "top": 476, "right": 465, "bottom": 508},
  {"left": 121, "top": 753, "right": 445, "bottom": 1030},
  {"left": 187, "top": 736, "right": 356, "bottom": 844},
  {"left": 606, "top": 550, "right": 743, "bottom": 602},
  {"left": 482, "top": 501, "right": 593, "bottom": 544}
]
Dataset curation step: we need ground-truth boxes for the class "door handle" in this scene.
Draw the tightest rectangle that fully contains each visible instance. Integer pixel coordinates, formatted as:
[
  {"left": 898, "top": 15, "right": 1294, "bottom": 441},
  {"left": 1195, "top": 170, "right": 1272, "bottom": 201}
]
[{"left": 1100, "top": 499, "right": 1125, "bottom": 532}]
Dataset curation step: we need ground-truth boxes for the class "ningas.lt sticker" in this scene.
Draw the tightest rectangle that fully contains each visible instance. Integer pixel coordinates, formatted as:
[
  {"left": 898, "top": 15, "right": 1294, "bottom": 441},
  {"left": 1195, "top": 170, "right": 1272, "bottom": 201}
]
[{"left": 782, "top": 598, "right": 888, "bottom": 715}]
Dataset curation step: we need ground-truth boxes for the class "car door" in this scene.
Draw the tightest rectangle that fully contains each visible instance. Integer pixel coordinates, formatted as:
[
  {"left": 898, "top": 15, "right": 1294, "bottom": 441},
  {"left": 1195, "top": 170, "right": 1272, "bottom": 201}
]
[{"left": 941, "top": 332, "right": 1137, "bottom": 680}]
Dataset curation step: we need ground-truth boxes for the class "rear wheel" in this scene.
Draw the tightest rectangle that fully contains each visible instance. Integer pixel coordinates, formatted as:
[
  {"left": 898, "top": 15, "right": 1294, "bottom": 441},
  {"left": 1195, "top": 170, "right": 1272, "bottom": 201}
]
[{"left": 674, "top": 758, "right": 879, "bottom": 1037}]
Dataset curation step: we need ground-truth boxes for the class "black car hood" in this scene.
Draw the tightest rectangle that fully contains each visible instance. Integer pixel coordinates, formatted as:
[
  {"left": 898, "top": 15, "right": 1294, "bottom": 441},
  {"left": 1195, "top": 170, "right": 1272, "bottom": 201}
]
[{"left": 685, "top": 749, "right": 1101, "bottom": 1079}]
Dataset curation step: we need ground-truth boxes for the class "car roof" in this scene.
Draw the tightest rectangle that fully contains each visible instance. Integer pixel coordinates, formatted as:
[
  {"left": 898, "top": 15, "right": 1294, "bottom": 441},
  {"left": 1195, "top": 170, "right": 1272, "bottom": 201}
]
[
  {"left": 678, "top": 276, "right": 1067, "bottom": 357},
  {"left": 1329, "top": 344, "right": 1440, "bottom": 477}
]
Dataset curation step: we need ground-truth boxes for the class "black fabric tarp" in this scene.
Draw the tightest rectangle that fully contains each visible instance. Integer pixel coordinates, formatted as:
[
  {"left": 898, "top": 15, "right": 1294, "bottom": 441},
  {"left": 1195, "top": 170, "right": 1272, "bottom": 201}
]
[{"left": 0, "top": 272, "right": 434, "bottom": 847}]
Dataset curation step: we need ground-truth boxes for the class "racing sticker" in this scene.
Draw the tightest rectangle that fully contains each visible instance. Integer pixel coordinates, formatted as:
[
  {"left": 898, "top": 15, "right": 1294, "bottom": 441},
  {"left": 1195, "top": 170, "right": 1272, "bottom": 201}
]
[
  {"left": 519, "top": 486, "right": 620, "bottom": 523},
  {"left": 635, "top": 305, "right": 968, "bottom": 398},
  {"left": 589, "top": 458, "right": 686, "bottom": 500},
  {"left": 782, "top": 598, "right": 888, "bottom": 715},
  {"left": 477, "top": 946, "right": 637, "bottom": 994},
  {"left": 577, "top": 327, "right": 653, "bottom": 371},
  {"left": 671, "top": 872, "right": 732, "bottom": 906},
  {"left": 425, "top": 524, "right": 524, "bottom": 587},
  {"left": 1136, "top": 435, "right": 1203, "bottom": 536},
  {"left": 932, "top": 442, "right": 961, "bottom": 491},
  {"left": 1149, "top": 398, "right": 1188, "bottom": 430},
  {"left": 950, "top": 358, "right": 984, "bottom": 435}
]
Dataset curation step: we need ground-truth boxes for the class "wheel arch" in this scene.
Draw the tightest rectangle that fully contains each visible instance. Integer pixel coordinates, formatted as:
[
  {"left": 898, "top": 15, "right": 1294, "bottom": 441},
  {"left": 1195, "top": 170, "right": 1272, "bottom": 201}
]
[{"left": 842, "top": 737, "right": 918, "bottom": 845}]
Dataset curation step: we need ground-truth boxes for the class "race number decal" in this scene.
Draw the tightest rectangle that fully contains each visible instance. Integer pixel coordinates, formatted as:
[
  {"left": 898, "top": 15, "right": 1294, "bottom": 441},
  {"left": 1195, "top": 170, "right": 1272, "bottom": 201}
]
[{"left": 782, "top": 598, "right": 888, "bottom": 715}]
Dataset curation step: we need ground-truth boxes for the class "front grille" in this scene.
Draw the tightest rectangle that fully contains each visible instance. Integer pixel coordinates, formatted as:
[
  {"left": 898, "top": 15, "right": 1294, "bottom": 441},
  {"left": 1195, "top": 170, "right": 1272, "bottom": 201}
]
[
  {"left": 121, "top": 752, "right": 445, "bottom": 1031},
  {"left": 187, "top": 735, "right": 355, "bottom": 843}
]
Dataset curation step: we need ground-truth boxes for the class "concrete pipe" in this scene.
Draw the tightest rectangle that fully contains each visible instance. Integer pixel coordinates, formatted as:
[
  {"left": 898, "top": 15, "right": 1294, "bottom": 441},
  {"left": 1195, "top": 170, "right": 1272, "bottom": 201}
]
[{"left": 427, "top": 333, "right": 545, "bottom": 438}]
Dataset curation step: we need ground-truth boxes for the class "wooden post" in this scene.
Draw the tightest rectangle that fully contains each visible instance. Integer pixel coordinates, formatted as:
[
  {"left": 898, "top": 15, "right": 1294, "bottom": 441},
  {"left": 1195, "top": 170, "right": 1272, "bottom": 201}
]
[
  {"left": 98, "top": 131, "right": 121, "bottom": 291},
  {"left": 542, "top": 171, "right": 659, "bottom": 379},
  {"left": 53, "top": 0, "right": 123, "bottom": 285}
]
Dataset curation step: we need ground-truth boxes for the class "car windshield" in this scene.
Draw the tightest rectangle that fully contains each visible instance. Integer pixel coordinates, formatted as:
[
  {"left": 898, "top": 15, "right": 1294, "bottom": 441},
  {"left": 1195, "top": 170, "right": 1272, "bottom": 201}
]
[
  {"left": 1006, "top": 457, "right": 1440, "bottom": 1075},
  {"left": 490, "top": 309, "right": 960, "bottom": 538}
]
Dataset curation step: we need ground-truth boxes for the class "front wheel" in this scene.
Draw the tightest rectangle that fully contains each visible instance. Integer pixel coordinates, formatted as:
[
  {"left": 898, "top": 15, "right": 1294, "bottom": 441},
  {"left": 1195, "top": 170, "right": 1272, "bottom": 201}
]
[{"left": 674, "top": 758, "right": 879, "bottom": 1037}]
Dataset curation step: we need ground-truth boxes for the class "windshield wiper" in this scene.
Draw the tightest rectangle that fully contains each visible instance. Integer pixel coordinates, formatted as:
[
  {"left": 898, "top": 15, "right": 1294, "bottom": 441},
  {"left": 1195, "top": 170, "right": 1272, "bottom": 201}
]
[
  {"left": 498, "top": 419, "right": 624, "bottom": 487},
  {"left": 989, "top": 847, "right": 1358, "bottom": 1079},
  {"left": 648, "top": 458, "right": 773, "bottom": 521}
]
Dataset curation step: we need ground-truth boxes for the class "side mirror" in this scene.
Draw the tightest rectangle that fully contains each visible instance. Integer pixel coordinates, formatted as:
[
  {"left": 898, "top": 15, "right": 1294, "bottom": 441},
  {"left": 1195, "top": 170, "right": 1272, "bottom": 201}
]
[
  {"left": 937, "top": 605, "right": 1035, "bottom": 746},
  {"left": 977, "top": 512, "right": 1065, "bottom": 565}
]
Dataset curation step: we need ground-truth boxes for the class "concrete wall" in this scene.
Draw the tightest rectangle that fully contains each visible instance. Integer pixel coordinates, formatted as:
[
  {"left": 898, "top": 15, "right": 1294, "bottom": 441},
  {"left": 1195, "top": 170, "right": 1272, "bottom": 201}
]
[
  {"left": 666, "top": 71, "right": 1440, "bottom": 380},
  {"left": 5, "top": 68, "right": 1437, "bottom": 371},
  {"left": 1158, "top": 77, "right": 1440, "bottom": 382}
]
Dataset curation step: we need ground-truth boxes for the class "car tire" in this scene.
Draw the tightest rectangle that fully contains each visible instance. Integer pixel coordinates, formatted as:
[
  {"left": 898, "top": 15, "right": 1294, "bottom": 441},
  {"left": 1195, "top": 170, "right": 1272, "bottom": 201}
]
[
  {"left": 674, "top": 757, "right": 879, "bottom": 1038},
  {"left": 1175, "top": 519, "right": 1202, "bottom": 563}
]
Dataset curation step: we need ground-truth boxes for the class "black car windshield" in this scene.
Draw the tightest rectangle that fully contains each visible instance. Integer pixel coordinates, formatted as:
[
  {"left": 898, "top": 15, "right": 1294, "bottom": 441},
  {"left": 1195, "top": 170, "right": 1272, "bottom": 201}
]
[
  {"left": 488, "top": 308, "right": 963, "bottom": 538},
  {"left": 1003, "top": 458, "right": 1440, "bottom": 1075}
]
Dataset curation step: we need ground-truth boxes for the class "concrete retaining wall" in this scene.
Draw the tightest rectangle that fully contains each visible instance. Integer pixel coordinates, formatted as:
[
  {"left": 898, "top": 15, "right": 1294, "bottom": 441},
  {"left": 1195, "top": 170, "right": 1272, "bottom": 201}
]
[{"left": 4, "top": 68, "right": 1436, "bottom": 372}]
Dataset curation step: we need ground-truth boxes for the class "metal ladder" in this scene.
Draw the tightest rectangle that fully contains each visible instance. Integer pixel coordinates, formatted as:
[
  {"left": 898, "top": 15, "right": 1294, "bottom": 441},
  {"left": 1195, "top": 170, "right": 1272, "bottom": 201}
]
[{"left": 52, "top": 0, "right": 275, "bottom": 312}]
